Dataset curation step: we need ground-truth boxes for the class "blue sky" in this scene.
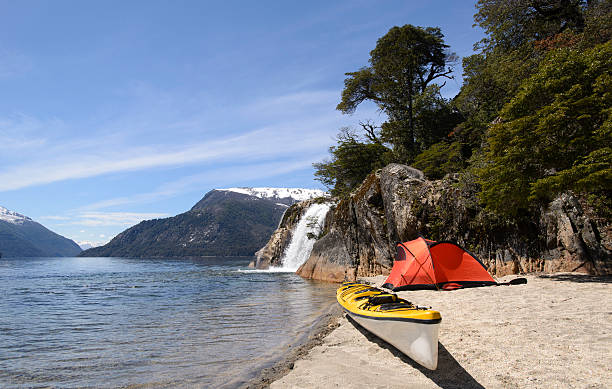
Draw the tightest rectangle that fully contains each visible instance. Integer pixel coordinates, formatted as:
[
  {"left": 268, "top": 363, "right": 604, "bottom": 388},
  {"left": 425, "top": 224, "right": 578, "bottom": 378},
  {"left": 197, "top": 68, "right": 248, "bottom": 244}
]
[{"left": 0, "top": 1, "right": 484, "bottom": 246}]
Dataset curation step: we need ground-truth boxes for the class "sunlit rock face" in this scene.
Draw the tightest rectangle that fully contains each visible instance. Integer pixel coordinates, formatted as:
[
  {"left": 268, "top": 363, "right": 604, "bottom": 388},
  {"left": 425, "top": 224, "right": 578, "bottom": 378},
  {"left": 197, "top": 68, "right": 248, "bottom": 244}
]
[{"left": 260, "top": 164, "right": 610, "bottom": 282}]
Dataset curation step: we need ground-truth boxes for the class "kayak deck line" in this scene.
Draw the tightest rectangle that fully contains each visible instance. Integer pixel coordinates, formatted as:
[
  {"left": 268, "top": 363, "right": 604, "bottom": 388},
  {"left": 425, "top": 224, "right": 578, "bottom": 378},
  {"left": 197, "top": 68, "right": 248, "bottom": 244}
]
[{"left": 339, "top": 305, "right": 442, "bottom": 324}]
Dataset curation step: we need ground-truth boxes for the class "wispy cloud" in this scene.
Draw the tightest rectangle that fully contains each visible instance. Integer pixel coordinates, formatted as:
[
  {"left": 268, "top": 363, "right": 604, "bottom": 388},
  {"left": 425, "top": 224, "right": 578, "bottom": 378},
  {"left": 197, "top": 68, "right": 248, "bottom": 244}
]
[
  {"left": 38, "top": 215, "right": 71, "bottom": 221},
  {"left": 243, "top": 90, "right": 338, "bottom": 117},
  {"left": 73, "top": 211, "right": 170, "bottom": 227},
  {"left": 0, "top": 91, "right": 356, "bottom": 192},
  {"left": 80, "top": 157, "right": 325, "bottom": 211},
  {"left": 0, "top": 113, "right": 51, "bottom": 151},
  {"left": 0, "top": 127, "right": 329, "bottom": 192},
  {"left": 0, "top": 83, "right": 384, "bottom": 194}
]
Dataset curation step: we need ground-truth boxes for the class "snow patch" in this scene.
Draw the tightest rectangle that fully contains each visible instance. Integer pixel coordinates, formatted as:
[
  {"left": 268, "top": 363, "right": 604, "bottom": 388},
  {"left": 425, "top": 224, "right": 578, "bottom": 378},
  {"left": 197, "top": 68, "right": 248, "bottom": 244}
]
[
  {"left": 219, "top": 187, "right": 326, "bottom": 202},
  {"left": 0, "top": 206, "right": 32, "bottom": 225},
  {"left": 78, "top": 241, "right": 96, "bottom": 250}
]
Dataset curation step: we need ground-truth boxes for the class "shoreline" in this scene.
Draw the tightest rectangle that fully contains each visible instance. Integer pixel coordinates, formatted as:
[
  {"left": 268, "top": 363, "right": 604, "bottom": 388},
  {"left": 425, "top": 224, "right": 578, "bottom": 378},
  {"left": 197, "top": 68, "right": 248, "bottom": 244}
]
[
  {"left": 264, "top": 272, "right": 612, "bottom": 388},
  {"left": 242, "top": 303, "right": 342, "bottom": 389}
]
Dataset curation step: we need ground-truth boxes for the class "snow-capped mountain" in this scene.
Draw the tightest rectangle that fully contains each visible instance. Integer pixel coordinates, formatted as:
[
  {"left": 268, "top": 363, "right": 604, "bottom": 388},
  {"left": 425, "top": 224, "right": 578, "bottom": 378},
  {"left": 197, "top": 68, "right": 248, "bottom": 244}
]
[
  {"left": 0, "top": 206, "right": 33, "bottom": 225},
  {"left": 0, "top": 205, "right": 81, "bottom": 257},
  {"left": 81, "top": 187, "right": 330, "bottom": 258},
  {"left": 78, "top": 241, "right": 104, "bottom": 250},
  {"left": 219, "top": 187, "right": 326, "bottom": 202}
]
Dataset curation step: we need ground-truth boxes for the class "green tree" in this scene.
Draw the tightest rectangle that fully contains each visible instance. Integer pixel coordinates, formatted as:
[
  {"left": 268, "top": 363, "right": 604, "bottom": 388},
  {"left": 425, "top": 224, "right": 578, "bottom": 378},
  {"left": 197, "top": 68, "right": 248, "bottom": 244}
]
[
  {"left": 478, "top": 42, "right": 612, "bottom": 215},
  {"left": 313, "top": 128, "right": 391, "bottom": 197},
  {"left": 448, "top": 0, "right": 611, "bottom": 187},
  {"left": 412, "top": 140, "right": 465, "bottom": 179},
  {"left": 337, "top": 25, "right": 457, "bottom": 161},
  {"left": 474, "top": 0, "right": 587, "bottom": 52}
]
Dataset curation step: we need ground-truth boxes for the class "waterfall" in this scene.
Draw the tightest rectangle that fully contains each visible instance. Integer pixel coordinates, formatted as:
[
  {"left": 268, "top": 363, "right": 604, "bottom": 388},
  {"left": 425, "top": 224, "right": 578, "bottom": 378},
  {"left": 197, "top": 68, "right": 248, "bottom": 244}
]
[{"left": 274, "top": 202, "right": 331, "bottom": 272}]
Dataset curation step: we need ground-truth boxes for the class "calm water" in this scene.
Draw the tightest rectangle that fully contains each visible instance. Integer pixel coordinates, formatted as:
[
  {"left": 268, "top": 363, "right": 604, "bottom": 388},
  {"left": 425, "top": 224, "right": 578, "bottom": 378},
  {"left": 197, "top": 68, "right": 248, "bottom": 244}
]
[{"left": 0, "top": 257, "right": 337, "bottom": 388}]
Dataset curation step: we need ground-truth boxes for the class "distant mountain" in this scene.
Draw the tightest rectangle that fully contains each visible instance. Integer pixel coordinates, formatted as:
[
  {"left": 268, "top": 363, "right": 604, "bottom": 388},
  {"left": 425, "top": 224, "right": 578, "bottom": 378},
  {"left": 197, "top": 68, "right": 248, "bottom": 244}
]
[
  {"left": 80, "top": 187, "right": 326, "bottom": 258},
  {"left": 0, "top": 206, "right": 82, "bottom": 257},
  {"left": 77, "top": 241, "right": 103, "bottom": 250}
]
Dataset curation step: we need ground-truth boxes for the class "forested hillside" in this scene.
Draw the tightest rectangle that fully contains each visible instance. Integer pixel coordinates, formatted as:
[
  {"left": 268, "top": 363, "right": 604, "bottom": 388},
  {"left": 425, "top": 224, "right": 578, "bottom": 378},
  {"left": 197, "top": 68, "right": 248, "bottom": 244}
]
[
  {"left": 314, "top": 0, "right": 610, "bottom": 222},
  {"left": 79, "top": 188, "right": 324, "bottom": 258}
]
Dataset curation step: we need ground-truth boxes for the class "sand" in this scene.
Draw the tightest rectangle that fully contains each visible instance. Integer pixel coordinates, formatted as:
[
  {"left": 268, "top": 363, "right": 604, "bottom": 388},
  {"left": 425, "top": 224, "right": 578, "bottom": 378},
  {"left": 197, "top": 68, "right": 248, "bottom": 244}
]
[{"left": 268, "top": 273, "right": 612, "bottom": 389}]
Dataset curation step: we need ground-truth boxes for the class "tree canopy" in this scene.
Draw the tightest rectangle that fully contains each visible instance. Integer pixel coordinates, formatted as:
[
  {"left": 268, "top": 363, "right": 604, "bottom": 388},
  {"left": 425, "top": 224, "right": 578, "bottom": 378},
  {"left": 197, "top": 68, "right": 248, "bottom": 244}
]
[
  {"left": 313, "top": 127, "right": 391, "bottom": 197},
  {"left": 337, "top": 25, "right": 457, "bottom": 161},
  {"left": 315, "top": 1, "right": 611, "bottom": 221},
  {"left": 478, "top": 42, "right": 612, "bottom": 215}
]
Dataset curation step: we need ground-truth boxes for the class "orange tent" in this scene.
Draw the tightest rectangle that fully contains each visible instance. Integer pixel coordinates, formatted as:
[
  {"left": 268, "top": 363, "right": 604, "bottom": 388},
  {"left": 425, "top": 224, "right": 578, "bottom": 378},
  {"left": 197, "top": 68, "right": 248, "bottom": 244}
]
[{"left": 382, "top": 237, "right": 496, "bottom": 291}]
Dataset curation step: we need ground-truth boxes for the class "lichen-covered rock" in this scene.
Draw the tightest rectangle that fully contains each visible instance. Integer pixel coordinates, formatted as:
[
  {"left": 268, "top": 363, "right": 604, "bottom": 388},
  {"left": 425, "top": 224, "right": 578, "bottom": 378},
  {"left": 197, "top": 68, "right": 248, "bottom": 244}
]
[{"left": 294, "top": 164, "right": 611, "bottom": 282}]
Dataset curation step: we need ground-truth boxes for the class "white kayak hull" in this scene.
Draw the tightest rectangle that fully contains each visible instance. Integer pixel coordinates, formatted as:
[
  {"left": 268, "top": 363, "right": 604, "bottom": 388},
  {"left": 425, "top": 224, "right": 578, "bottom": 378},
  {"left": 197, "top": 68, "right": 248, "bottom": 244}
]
[{"left": 347, "top": 311, "right": 440, "bottom": 370}]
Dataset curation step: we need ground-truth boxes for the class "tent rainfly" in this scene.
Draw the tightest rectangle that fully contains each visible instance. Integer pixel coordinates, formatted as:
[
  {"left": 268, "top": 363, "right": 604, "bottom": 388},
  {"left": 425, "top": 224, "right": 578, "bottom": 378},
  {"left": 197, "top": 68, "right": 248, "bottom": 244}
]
[{"left": 382, "top": 237, "right": 525, "bottom": 291}]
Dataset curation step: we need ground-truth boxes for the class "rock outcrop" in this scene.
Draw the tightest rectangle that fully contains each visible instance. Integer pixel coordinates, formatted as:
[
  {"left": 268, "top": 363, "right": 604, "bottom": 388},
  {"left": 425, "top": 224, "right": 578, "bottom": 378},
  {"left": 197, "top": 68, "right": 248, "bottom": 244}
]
[{"left": 287, "top": 164, "right": 610, "bottom": 282}]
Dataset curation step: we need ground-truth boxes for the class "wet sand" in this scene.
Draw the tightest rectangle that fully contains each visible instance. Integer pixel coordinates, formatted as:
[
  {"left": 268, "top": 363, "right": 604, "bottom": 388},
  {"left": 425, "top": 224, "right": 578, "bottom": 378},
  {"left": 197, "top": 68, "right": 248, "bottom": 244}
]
[{"left": 266, "top": 273, "right": 612, "bottom": 389}]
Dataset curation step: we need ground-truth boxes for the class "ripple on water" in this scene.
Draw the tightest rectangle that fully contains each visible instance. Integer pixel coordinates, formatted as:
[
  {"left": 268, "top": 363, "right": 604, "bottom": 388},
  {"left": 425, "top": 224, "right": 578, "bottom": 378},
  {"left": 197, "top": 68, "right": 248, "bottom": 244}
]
[{"left": 0, "top": 257, "right": 336, "bottom": 388}]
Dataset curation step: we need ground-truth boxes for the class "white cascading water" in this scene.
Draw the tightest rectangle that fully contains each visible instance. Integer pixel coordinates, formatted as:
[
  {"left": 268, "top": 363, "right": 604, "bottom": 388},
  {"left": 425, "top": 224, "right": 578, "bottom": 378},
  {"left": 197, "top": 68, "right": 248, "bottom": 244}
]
[{"left": 274, "top": 203, "right": 331, "bottom": 272}]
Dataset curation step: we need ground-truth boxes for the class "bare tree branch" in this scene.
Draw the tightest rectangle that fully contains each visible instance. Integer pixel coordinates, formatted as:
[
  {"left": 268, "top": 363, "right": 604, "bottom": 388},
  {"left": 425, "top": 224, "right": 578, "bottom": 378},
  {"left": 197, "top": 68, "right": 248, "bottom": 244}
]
[{"left": 359, "top": 120, "right": 383, "bottom": 144}]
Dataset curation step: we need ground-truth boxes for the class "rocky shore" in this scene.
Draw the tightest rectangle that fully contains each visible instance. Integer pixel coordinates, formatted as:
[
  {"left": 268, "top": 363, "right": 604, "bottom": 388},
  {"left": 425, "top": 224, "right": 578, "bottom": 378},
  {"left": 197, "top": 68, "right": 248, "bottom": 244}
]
[
  {"left": 249, "top": 164, "right": 611, "bottom": 387},
  {"left": 256, "top": 164, "right": 611, "bottom": 280},
  {"left": 267, "top": 273, "right": 612, "bottom": 388}
]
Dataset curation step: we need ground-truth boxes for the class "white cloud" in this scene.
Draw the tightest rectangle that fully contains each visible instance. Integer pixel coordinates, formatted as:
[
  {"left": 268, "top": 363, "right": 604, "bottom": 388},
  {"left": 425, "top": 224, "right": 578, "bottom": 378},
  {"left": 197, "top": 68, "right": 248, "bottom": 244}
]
[
  {"left": 38, "top": 215, "right": 71, "bottom": 221},
  {"left": 0, "top": 111, "right": 339, "bottom": 192},
  {"left": 243, "top": 90, "right": 338, "bottom": 117},
  {"left": 0, "top": 85, "right": 385, "bottom": 193},
  {"left": 77, "top": 240, "right": 106, "bottom": 249},
  {"left": 75, "top": 212, "right": 169, "bottom": 227},
  {"left": 80, "top": 156, "right": 325, "bottom": 211}
]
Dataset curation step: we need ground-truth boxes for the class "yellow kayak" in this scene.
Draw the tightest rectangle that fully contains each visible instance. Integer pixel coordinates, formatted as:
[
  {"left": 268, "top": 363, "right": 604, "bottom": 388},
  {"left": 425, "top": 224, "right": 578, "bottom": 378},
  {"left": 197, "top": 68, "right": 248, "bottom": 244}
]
[{"left": 337, "top": 282, "right": 442, "bottom": 370}]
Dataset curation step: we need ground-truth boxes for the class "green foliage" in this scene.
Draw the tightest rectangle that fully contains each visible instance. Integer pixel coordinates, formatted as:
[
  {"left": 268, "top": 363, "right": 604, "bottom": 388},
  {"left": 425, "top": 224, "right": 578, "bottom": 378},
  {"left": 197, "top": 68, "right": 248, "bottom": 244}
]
[
  {"left": 456, "top": 45, "right": 541, "bottom": 120},
  {"left": 337, "top": 25, "right": 456, "bottom": 160},
  {"left": 316, "top": 0, "right": 611, "bottom": 217},
  {"left": 413, "top": 141, "right": 465, "bottom": 179},
  {"left": 478, "top": 42, "right": 612, "bottom": 215},
  {"left": 453, "top": 1, "right": 611, "bottom": 175},
  {"left": 531, "top": 148, "right": 611, "bottom": 199},
  {"left": 318, "top": 25, "right": 467, "bottom": 195},
  {"left": 314, "top": 128, "right": 392, "bottom": 197},
  {"left": 474, "top": 0, "right": 588, "bottom": 52},
  {"left": 337, "top": 25, "right": 453, "bottom": 114}
]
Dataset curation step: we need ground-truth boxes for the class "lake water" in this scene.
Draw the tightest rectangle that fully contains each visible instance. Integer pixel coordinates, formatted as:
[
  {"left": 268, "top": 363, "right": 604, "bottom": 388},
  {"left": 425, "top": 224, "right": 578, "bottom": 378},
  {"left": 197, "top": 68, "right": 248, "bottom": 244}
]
[{"left": 0, "top": 257, "right": 337, "bottom": 388}]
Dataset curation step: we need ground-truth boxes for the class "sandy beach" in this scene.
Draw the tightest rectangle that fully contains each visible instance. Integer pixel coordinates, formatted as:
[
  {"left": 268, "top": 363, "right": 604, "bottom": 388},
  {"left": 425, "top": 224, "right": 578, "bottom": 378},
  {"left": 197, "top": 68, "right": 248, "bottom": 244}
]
[{"left": 268, "top": 273, "right": 611, "bottom": 389}]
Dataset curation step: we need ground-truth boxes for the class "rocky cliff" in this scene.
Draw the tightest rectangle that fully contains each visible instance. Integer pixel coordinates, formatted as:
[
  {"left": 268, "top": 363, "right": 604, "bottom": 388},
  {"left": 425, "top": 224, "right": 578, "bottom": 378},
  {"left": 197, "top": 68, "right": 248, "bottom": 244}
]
[{"left": 260, "top": 164, "right": 611, "bottom": 282}]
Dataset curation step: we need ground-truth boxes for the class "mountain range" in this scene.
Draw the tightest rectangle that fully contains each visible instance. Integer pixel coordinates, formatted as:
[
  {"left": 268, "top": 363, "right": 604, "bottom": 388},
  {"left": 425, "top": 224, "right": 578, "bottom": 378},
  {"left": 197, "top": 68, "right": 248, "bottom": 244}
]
[
  {"left": 0, "top": 206, "right": 82, "bottom": 258},
  {"left": 79, "top": 187, "right": 325, "bottom": 258}
]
